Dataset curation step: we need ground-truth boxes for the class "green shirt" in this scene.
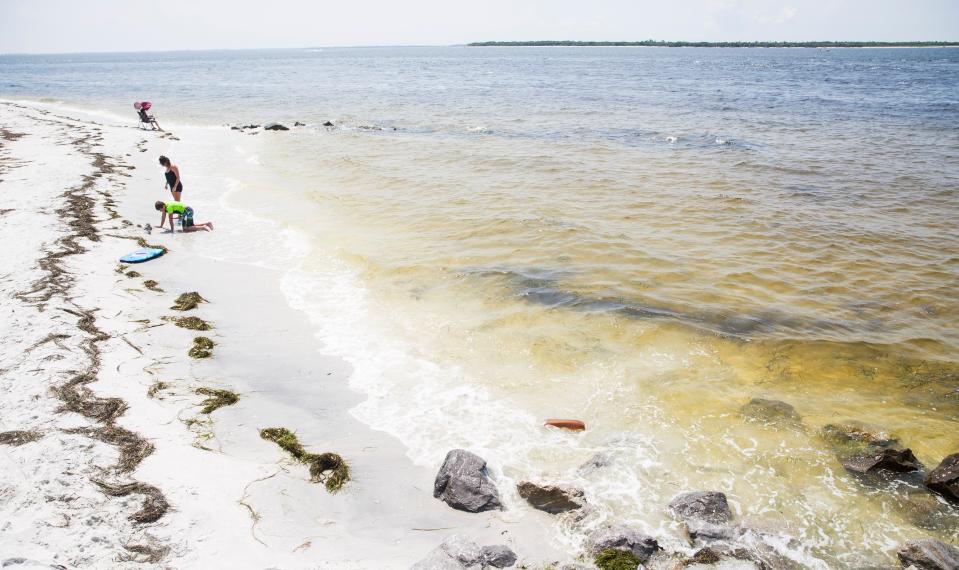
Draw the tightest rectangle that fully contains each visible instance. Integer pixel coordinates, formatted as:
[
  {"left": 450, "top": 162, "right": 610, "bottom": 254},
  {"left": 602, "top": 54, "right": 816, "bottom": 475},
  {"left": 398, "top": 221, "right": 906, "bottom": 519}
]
[{"left": 165, "top": 201, "right": 186, "bottom": 214}]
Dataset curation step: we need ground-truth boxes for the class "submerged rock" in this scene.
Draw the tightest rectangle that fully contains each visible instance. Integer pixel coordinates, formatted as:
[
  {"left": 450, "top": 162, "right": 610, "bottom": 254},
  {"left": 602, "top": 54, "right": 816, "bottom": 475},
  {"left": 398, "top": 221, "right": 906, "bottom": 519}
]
[
  {"left": 821, "top": 420, "right": 923, "bottom": 477},
  {"left": 322, "top": 120, "right": 334, "bottom": 127},
  {"left": 586, "top": 524, "right": 661, "bottom": 562},
  {"left": 264, "top": 123, "right": 289, "bottom": 131},
  {"left": 433, "top": 449, "right": 502, "bottom": 513},
  {"left": 896, "top": 538, "right": 959, "bottom": 570},
  {"left": 410, "top": 535, "right": 516, "bottom": 569},
  {"left": 578, "top": 451, "right": 614, "bottom": 474},
  {"left": 516, "top": 481, "right": 585, "bottom": 514},
  {"left": 740, "top": 398, "right": 802, "bottom": 428},
  {"left": 925, "top": 453, "right": 959, "bottom": 504},
  {"left": 293, "top": 121, "right": 305, "bottom": 126}
]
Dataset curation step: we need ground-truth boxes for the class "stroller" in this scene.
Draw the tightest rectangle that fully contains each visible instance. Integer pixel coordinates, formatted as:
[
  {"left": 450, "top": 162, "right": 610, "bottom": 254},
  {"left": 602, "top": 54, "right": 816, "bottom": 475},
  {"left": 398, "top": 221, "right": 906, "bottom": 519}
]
[{"left": 134, "top": 101, "right": 162, "bottom": 131}]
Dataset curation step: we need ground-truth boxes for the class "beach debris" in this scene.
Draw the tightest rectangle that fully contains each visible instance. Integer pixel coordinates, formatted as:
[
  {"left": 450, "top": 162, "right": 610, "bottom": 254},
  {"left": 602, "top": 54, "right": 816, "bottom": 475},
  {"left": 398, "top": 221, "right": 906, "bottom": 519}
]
[
  {"left": 125, "top": 270, "right": 141, "bottom": 278},
  {"left": 516, "top": 481, "right": 586, "bottom": 514},
  {"left": 67, "top": 425, "right": 154, "bottom": 473},
  {"left": 322, "top": 120, "right": 334, "bottom": 127},
  {"left": 740, "top": 397, "right": 803, "bottom": 428},
  {"left": 0, "top": 430, "right": 43, "bottom": 446},
  {"left": 294, "top": 121, "right": 305, "bottom": 126},
  {"left": 93, "top": 479, "right": 169, "bottom": 523},
  {"left": 147, "top": 381, "right": 170, "bottom": 399},
  {"left": 118, "top": 541, "right": 170, "bottom": 564},
  {"left": 411, "top": 535, "right": 517, "bottom": 569},
  {"left": 896, "top": 538, "right": 959, "bottom": 570},
  {"left": 143, "top": 279, "right": 163, "bottom": 292},
  {"left": 544, "top": 418, "right": 586, "bottom": 431},
  {"left": 171, "top": 291, "right": 207, "bottom": 311},
  {"left": 188, "top": 336, "right": 215, "bottom": 358},
  {"left": 925, "top": 453, "right": 959, "bottom": 504},
  {"left": 433, "top": 449, "right": 503, "bottom": 513},
  {"left": 196, "top": 387, "right": 238, "bottom": 414},
  {"left": 264, "top": 123, "right": 289, "bottom": 131},
  {"left": 115, "top": 263, "right": 129, "bottom": 273},
  {"left": 259, "top": 427, "right": 350, "bottom": 492},
  {"left": 586, "top": 524, "right": 661, "bottom": 564},
  {"left": 163, "top": 315, "right": 212, "bottom": 331},
  {"left": 821, "top": 420, "right": 923, "bottom": 477},
  {"left": 0, "top": 558, "right": 69, "bottom": 569},
  {"left": 144, "top": 223, "right": 152, "bottom": 234}
]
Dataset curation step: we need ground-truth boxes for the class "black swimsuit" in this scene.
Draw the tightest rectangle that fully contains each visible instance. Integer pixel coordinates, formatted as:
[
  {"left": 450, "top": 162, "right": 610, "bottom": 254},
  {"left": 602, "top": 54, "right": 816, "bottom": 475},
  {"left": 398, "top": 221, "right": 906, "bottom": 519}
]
[{"left": 165, "top": 169, "right": 183, "bottom": 194}]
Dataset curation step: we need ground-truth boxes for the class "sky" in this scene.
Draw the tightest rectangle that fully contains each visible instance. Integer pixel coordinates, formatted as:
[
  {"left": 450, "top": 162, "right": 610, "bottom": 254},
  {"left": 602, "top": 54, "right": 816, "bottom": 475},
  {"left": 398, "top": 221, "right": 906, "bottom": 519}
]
[{"left": 1, "top": 0, "right": 957, "bottom": 54}]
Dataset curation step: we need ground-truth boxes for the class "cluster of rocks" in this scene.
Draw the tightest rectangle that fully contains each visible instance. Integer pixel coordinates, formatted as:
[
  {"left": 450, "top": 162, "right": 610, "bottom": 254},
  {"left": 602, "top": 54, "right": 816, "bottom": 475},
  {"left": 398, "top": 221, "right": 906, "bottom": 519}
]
[{"left": 421, "top": 433, "right": 958, "bottom": 569}]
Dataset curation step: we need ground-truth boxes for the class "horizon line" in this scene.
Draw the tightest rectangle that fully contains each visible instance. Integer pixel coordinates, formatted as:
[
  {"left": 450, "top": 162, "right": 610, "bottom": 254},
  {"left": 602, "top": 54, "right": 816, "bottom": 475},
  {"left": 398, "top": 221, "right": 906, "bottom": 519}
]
[{"left": 3, "top": 39, "right": 959, "bottom": 57}]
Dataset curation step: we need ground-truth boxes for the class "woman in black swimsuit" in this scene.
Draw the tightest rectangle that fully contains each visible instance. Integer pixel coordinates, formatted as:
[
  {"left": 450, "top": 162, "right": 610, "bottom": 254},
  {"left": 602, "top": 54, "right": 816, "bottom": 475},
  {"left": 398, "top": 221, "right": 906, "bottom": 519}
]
[{"left": 159, "top": 155, "right": 182, "bottom": 200}]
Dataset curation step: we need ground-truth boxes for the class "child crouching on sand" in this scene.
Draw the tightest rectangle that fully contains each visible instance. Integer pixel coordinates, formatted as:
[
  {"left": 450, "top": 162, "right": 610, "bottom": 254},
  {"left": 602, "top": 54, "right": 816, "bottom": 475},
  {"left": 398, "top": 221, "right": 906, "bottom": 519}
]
[{"left": 154, "top": 200, "right": 214, "bottom": 233}]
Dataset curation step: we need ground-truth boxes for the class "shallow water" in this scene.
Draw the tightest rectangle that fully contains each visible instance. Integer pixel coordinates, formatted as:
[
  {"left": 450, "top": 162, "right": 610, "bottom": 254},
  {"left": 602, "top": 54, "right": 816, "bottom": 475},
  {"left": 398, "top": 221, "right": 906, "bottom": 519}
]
[{"left": 3, "top": 46, "right": 958, "bottom": 565}]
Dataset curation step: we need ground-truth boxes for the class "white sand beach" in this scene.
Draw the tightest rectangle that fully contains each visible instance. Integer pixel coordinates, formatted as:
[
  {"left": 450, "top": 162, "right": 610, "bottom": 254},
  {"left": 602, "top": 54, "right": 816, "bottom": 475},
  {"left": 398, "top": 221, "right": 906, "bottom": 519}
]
[{"left": 0, "top": 102, "right": 569, "bottom": 569}]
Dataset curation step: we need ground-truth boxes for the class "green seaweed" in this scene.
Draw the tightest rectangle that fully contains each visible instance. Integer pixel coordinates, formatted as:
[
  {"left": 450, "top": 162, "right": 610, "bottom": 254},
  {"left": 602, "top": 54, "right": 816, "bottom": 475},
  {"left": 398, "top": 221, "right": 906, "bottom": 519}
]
[
  {"left": 259, "top": 427, "right": 350, "bottom": 492},
  {"left": 188, "top": 336, "right": 215, "bottom": 358},
  {"left": 594, "top": 549, "right": 641, "bottom": 570},
  {"left": 196, "top": 388, "right": 238, "bottom": 414},
  {"left": 163, "top": 316, "right": 212, "bottom": 331},
  {"left": 171, "top": 291, "right": 207, "bottom": 311}
]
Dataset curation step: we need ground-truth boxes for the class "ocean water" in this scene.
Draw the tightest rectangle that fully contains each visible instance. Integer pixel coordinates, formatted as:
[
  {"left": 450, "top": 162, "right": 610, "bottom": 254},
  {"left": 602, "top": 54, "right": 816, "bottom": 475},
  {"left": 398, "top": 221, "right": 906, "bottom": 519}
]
[{"left": 3, "top": 46, "right": 959, "bottom": 566}]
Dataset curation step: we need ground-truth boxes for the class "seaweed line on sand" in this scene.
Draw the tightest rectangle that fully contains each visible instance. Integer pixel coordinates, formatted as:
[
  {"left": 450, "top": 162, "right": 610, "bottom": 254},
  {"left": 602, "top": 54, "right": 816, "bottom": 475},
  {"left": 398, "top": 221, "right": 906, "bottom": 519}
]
[
  {"left": 196, "top": 387, "right": 238, "bottom": 414},
  {"left": 9, "top": 116, "right": 170, "bottom": 547},
  {"left": 259, "top": 427, "right": 350, "bottom": 493}
]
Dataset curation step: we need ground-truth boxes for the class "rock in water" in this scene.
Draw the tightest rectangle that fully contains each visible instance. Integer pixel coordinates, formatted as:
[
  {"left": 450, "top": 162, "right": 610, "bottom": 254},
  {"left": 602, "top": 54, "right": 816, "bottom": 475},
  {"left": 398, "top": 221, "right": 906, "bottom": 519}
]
[
  {"left": 896, "top": 538, "right": 959, "bottom": 570},
  {"left": 294, "top": 121, "right": 305, "bottom": 126},
  {"left": 586, "top": 524, "right": 661, "bottom": 562},
  {"left": 740, "top": 398, "right": 802, "bottom": 427},
  {"left": 264, "top": 123, "right": 289, "bottom": 131},
  {"left": 578, "top": 451, "right": 614, "bottom": 474},
  {"left": 821, "top": 420, "right": 923, "bottom": 477},
  {"left": 433, "top": 449, "right": 503, "bottom": 512},
  {"left": 322, "top": 120, "right": 335, "bottom": 127},
  {"left": 925, "top": 453, "right": 959, "bottom": 504},
  {"left": 668, "top": 491, "right": 732, "bottom": 525},
  {"left": 516, "top": 481, "right": 585, "bottom": 514},
  {"left": 410, "top": 536, "right": 516, "bottom": 569}
]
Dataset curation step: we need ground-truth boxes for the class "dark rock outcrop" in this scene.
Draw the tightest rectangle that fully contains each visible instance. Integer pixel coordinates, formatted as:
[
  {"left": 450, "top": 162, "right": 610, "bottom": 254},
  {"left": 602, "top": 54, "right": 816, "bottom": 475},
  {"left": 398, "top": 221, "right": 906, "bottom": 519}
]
[
  {"left": 293, "top": 121, "right": 305, "bottom": 126},
  {"left": 516, "top": 481, "right": 585, "bottom": 514},
  {"left": 433, "top": 449, "right": 502, "bottom": 513},
  {"left": 821, "top": 420, "right": 923, "bottom": 477},
  {"left": 578, "top": 451, "right": 614, "bottom": 474},
  {"left": 264, "top": 123, "right": 289, "bottom": 131},
  {"left": 410, "top": 536, "right": 516, "bottom": 569},
  {"left": 740, "top": 398, "right": 802, "bottom": 427},
  {"left": 896, "top": 538, "right": 959, "bottom": 570},
  {"left": 586, "top": 524, "right": 661, "bottom": 563},
  {"left": 322, "top": 121, "right": 335, "bottom": 127},
  {"left": 925, "top": 453, "right": 959, "bottom": 504}
]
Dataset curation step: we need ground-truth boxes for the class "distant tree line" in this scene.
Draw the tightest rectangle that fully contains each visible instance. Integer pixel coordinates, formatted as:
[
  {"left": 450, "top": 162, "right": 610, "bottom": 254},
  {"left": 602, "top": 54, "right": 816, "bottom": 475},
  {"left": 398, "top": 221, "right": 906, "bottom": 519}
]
[{"left": 467, "top": 40, "right": 959, "bottom": 48}]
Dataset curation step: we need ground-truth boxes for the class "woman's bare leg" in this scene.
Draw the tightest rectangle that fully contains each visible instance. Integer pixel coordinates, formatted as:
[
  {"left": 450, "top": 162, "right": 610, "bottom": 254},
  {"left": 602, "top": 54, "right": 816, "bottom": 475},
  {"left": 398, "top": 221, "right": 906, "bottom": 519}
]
[{"left": 172, "top": 190, "right": 181, "bottom": 201}]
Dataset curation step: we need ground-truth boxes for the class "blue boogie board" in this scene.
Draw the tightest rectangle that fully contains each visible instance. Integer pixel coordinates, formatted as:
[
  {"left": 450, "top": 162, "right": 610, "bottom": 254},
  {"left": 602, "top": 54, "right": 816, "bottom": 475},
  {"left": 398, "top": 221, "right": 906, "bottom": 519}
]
[{"left": 120, "top": 247, "right": 165, "bottom": 264}]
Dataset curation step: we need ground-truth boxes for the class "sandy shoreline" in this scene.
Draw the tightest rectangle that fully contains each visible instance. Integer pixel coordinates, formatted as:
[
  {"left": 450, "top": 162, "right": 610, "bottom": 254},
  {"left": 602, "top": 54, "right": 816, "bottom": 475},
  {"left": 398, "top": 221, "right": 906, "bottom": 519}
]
[{"left": 0, "top": 102, "right": 567, "bottom": 569}]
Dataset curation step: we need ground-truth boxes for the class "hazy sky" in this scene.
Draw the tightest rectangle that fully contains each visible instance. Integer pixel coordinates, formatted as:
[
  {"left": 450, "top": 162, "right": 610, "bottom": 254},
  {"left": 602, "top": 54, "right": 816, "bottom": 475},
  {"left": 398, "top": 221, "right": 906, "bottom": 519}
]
[{"left": 1, "top": 0, "right": 957, "bottom": 54}]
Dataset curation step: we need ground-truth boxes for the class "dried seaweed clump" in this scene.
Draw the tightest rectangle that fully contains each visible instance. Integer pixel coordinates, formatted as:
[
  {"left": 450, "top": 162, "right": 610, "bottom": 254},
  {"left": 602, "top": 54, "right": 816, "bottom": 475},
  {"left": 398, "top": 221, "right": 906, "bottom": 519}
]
[
  {"left": 67, "top": 425, "right": 155, "bottom": 473},
  {"left": 163, "top": 316, "right": 212, "bottom": 331},
  {"left": 0, "top": 430, "right": 43, "bottom": 446},
  {"left": 93, "top": 479, "right": 169, "bottom": 523},
  {"left": 196, "top": 387, "right": 238, "bottom": 414},
  {"left": 125, "top": 270, "right": 141, "bottom": 278},
  {"left": 171, "top": 291, "right": 207, "bottom": 311},
  {"left": 188, "top": 336, "right": 215, "bottom": 358},
  {"left": 144, "top": 280, "right": 163, "bottom": 292},
  {"left": 147, "top": 381, "right": 170, "bottom": 399},
  {"left": 259, "top": 427, "right": 350, "bottom": 492}
]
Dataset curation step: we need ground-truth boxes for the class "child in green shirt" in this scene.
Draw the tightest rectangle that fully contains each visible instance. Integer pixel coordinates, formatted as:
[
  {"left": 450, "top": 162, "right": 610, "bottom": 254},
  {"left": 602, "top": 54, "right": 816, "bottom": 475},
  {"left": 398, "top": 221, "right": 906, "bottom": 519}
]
[{"left": 154, "top": 200, "right": 214, "bottom": 233}]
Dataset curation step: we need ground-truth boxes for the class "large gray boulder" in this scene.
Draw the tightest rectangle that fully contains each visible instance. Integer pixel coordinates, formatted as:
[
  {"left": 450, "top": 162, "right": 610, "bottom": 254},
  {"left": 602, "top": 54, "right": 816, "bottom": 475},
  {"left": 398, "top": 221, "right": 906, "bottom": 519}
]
[
  {"left": 925, "top": 453, "right": 959, "bottom": 504},
  {"left": 410, "top": 536, "right": 516, "bottom": 570},
  {"left": 433, "top": 450, "right": 503, "bottom": 513},
  {"left": 896, "top": 538, "right": 959, "bottom": 570},
  {"left": 516, "top": 481, "right": 585, "bottom": 514},
  {"left": 586, "top": 524, "right": 661, "bottom": 562}
]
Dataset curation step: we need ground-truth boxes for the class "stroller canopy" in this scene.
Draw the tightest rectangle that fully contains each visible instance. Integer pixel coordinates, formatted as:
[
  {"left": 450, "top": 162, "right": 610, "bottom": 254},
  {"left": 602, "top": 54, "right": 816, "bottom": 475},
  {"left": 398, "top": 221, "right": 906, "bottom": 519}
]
[{"left": 134, "top": 101, "right": 153, "bottom": 111}]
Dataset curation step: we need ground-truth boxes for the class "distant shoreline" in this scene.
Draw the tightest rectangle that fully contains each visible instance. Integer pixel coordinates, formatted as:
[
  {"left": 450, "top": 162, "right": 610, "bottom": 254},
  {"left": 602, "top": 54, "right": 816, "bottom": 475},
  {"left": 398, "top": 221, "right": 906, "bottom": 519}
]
[{"left": 468, "top": 40, "right": 959, "bottom": 48}]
